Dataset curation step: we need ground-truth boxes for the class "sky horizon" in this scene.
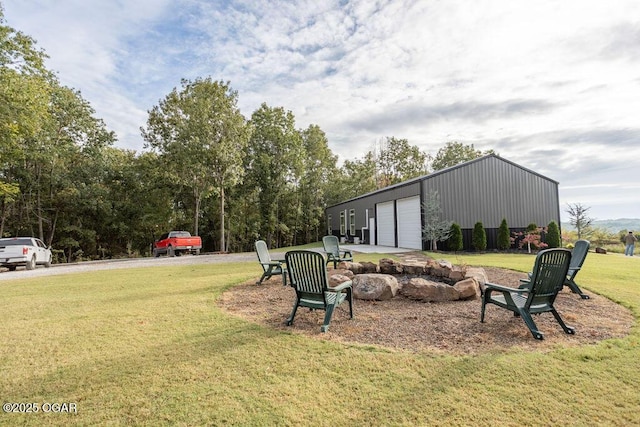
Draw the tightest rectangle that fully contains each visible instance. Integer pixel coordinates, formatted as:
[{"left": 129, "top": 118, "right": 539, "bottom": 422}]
[{"left": 3, "top": 0, "right": 640, "bottom": 222}]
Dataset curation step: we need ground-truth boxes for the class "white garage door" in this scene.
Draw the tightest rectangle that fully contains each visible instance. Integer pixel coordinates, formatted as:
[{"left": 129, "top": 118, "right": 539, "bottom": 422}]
[
  {"left": 397, "top": 196, "right": 422, "bottom": 249},
  {"left": 376, "top": 201, "right": 395, "bottom": 247}
]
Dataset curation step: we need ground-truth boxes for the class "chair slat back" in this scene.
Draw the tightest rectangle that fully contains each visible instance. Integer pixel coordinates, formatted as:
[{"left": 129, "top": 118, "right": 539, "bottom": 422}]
[
  {"left": 285, "top": 250, "right": 328, "bottom": 299},
  {"left": 255, "top": 240, "right": 271, "bottom": 265},
  {"left": 322, "top": 235, "right": 340, "bottom": 258},
  {"left": 568, "top": 239, "right": 590, "bottom": 275},
  {"left": 527, "top": 248, "right": 572, "bottom": 305}
]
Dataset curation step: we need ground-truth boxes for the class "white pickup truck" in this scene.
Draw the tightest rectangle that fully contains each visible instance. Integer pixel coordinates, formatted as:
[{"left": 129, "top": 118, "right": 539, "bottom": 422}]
[{"left": 0, "top": 237, "right": 53, "bottom": 271}]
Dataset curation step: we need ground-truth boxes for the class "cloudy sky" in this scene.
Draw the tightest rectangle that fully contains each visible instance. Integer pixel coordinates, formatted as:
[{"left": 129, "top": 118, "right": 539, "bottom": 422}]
[{"left": 3, "top": 0, "right": 640, "bottom": 221}]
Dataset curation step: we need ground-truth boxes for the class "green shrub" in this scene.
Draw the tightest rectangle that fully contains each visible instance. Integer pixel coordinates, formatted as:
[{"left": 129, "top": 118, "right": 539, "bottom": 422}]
[
  {"left": 447, "top": 223, "right": 463, "bottom": 251},
  {"left": 526, "top": 223, "right": 538, "bottom": 233},
  {"left": 497, "top": 218, "right": 511, "bottom": 250},
  {"left": 472, "top": 222, "right": 487, "bottom": 251},
  {"left": 546, "top": 221, "right": 561, "bottom": 248}
]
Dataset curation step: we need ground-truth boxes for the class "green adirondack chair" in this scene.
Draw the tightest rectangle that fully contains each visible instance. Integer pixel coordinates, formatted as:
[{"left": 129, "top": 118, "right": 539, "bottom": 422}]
[
  {"left": 481, "top": 248, "right": 574, "bottom": 340},
  {"left": 519, "top": 240, "right": 590, "bottom": 299},
  {"left": 563, "top": 239, "right": 591, "bottom": 299},
  {"left": 322, "top": 235, "right": 353, "bottom": 269},
  {"left": 255, "top": 240, "right": 287, "bottom": 286},
  {"left": 284, "top": 250, "right": 353, "bottom": 332}
]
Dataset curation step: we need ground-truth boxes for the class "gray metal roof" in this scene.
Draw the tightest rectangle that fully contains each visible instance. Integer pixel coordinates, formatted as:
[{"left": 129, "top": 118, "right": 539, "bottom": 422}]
[{"left": 327, "top": 154, "right": 558, "bottom": 208}]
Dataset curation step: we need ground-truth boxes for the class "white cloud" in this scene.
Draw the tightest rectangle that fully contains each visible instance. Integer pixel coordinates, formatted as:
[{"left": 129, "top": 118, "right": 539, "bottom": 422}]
[{"left": 3, "top": 0, "right": 640, "bottom": 218}]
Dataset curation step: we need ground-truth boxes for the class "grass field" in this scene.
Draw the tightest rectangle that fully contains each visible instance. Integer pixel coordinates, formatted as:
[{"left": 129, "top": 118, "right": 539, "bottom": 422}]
[{"left": 0, "top": 250, "right": 638, "bottom": 426}]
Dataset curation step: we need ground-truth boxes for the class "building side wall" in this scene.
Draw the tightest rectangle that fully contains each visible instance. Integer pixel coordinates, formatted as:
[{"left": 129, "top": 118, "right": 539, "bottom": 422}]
[
  {"left": 325, "top": 182, "right": 421, "bottom": 242},
  {"left": 422, "top": 156, "right": 559, "bottom": 229},
  {"left": 325, "top": 156, "right": 560, "bottom": 250}
]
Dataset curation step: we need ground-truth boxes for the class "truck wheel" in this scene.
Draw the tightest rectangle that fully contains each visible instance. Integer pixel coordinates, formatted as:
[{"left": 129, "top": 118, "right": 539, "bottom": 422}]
[
  {"left": 26, "top": 255, "right": 36, "bottom": 270},
  {"left": 153, "top": 248, "right": 160, "bottom": 257},
  {"left": 45, "top": 255, "right": 52, "bottom": 268},
  {"left": 168, "top": 246, "right": 175, "bottom": 257},
  {"left": 195, "top": 249, "right": 200, "bottom": 256},
  {"left": 8, "top": 265, "right": 17, "bottom": 271}
]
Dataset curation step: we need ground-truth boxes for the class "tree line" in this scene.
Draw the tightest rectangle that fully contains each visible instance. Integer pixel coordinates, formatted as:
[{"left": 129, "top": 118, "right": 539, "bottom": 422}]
[{"left": 1, "top": 9, "right": 491, "bottom": 261}]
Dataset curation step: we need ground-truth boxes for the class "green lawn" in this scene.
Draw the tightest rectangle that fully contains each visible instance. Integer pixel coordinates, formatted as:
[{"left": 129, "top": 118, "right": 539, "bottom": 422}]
[{"left": 0, "top": 251, "right": 638, "bottom": 426}]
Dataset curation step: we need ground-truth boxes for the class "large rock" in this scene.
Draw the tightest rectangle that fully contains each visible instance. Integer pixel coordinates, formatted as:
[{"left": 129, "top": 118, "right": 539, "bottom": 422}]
[
  {"left": 465, "top": 267, "right": 488, "bottom": 293},
  {"left": 338, "top": 261, "right": 352, "bottom": 274},
  {"left": 379, "top": 258, "right": 402, "bottom": 274},
  {"left": 352, "top": 274, "right": 399, "bottom": 300},
  {"left": 448, "top": 266, "right": 465, "bottom": 282},
  {"left": 360, "top": 261, "right": 379, "bottom": 273},
  {"left": 343, "top": 261, "right": 379, "bottom": 274},
  {"left": 465, "top": 267, "right": 487, "bottom": 285},
  {"left": 329, "top": 273, "right": 352, "bottom": 287},
  {"left": 400, "top": 260, "right": 429, "bottom": 275},
  {"left": 431, "top": 260, "right": 453, "bottom": 278},
  {"left": 341, "top": 261, "right": 363, "bottom": 274},
  {"left": 453, "top": 278, "right": 481, "bottom": 300},
  {"left": 401, "top": 277, "right": 460, "bottom": 302},
  {"left": 330, "top": 268, "right": 355, "bottom": 279}
]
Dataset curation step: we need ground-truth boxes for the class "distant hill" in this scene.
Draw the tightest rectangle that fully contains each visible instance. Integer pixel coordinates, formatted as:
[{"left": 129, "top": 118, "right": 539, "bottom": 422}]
[{"left": 562, "top": 218, "right": 640, "bottom": 233}]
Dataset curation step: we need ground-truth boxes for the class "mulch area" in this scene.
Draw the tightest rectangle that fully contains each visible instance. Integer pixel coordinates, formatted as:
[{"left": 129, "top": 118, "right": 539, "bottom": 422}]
[{"left": 218, "top": 253, "right": 634, "bottom": 355}]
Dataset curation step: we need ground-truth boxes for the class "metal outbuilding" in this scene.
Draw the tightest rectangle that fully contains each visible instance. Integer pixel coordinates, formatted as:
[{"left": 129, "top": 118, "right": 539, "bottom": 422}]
[{"left": 325, "top": 154, "right": 561, "bottom": 251}]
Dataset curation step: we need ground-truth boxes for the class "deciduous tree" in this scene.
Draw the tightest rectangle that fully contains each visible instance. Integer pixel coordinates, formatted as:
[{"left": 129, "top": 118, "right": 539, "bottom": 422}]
[
  {"left": 142, "top": 78, "right": 250, "bottom": 251},
  {"left": 298, "top": 125, "right": 338, "bottom": 243},
  {"left": 375, "top": 137, "right": 429, "bottom": 187},
  {"left": 245, "top": 103, "right": 303, "bottom": 247},
  {"left": 0, "top": 10, "right": 52, "bottom": 236},
  {"left": 421, "top": 190, "right": 452, "bottom": 250},
  {"left": 511, "top": 227, "right": 548, "bottom": 253},
  {"left": 430, "top": 141, "right": 495, "bottom": 171},
  {"left": 566, "top": 203, "right": 593, "bottom": 239},
  {"left": 329, "top": 153, "right": 377, "bottom": 204}
]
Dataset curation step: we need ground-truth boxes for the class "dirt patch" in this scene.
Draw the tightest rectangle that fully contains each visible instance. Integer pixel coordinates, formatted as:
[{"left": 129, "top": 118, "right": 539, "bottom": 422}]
[{"left": 218, "top": 254, "right": 634, "bottom": 355}]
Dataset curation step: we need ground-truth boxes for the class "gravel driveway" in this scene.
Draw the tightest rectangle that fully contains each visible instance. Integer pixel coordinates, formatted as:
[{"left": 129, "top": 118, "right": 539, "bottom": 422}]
[
  {"left": 0, "top": 245, "right": 412, "bottom": 282},
  {"left": 0, "top": 252, "right": 257, "bottom": 281}
]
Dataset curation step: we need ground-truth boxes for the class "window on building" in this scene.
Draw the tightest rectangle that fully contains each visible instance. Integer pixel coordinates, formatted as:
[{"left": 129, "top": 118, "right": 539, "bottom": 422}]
[
  {"left": 349, "top": 209, "right": 356, "bottom": 236},
  {"left": 327, "top": 214, "right": 332, "bottom": 235},
  {"left": 340, "top": 211, "right": 346, "bottom": 235}
]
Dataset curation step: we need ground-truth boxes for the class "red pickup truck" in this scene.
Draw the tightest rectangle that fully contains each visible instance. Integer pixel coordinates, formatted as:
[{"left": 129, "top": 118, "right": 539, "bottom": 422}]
[{"left": 152, "top": 231, "right": 202, "bottom": 257}]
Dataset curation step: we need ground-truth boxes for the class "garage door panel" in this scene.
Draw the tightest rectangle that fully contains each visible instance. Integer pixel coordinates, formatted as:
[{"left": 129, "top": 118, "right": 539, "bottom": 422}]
[
  {"left": 376, "top": 201, "right": 395, "bottom": 247},
  {"left": 397, "top": 196, "right": 422, "bottom": 249}
]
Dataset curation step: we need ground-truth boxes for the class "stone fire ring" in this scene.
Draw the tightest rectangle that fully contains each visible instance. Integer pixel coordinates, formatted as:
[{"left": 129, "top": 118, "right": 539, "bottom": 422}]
[{"left": 328, "top": 257, "right": 487, "bottom": 303}]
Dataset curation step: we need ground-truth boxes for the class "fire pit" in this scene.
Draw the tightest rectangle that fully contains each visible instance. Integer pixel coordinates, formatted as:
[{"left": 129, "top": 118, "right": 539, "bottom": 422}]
[{"left": 329, "top": 257, "right": 487, "bottom": 302}]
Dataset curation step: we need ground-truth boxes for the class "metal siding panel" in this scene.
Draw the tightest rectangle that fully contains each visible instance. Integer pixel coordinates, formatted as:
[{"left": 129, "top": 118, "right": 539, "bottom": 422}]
[
  {"left": 327, "top": 156, "right": 560, "bottom": 249},
  {"left": 347, "top": 198, "right": 370, "bottom": 230},
  {"left": 325, "top": 206, "right": 340, "bottom": 234},
  {"left": 422, "top": 156, "right": 559, "bottom": 231}
]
